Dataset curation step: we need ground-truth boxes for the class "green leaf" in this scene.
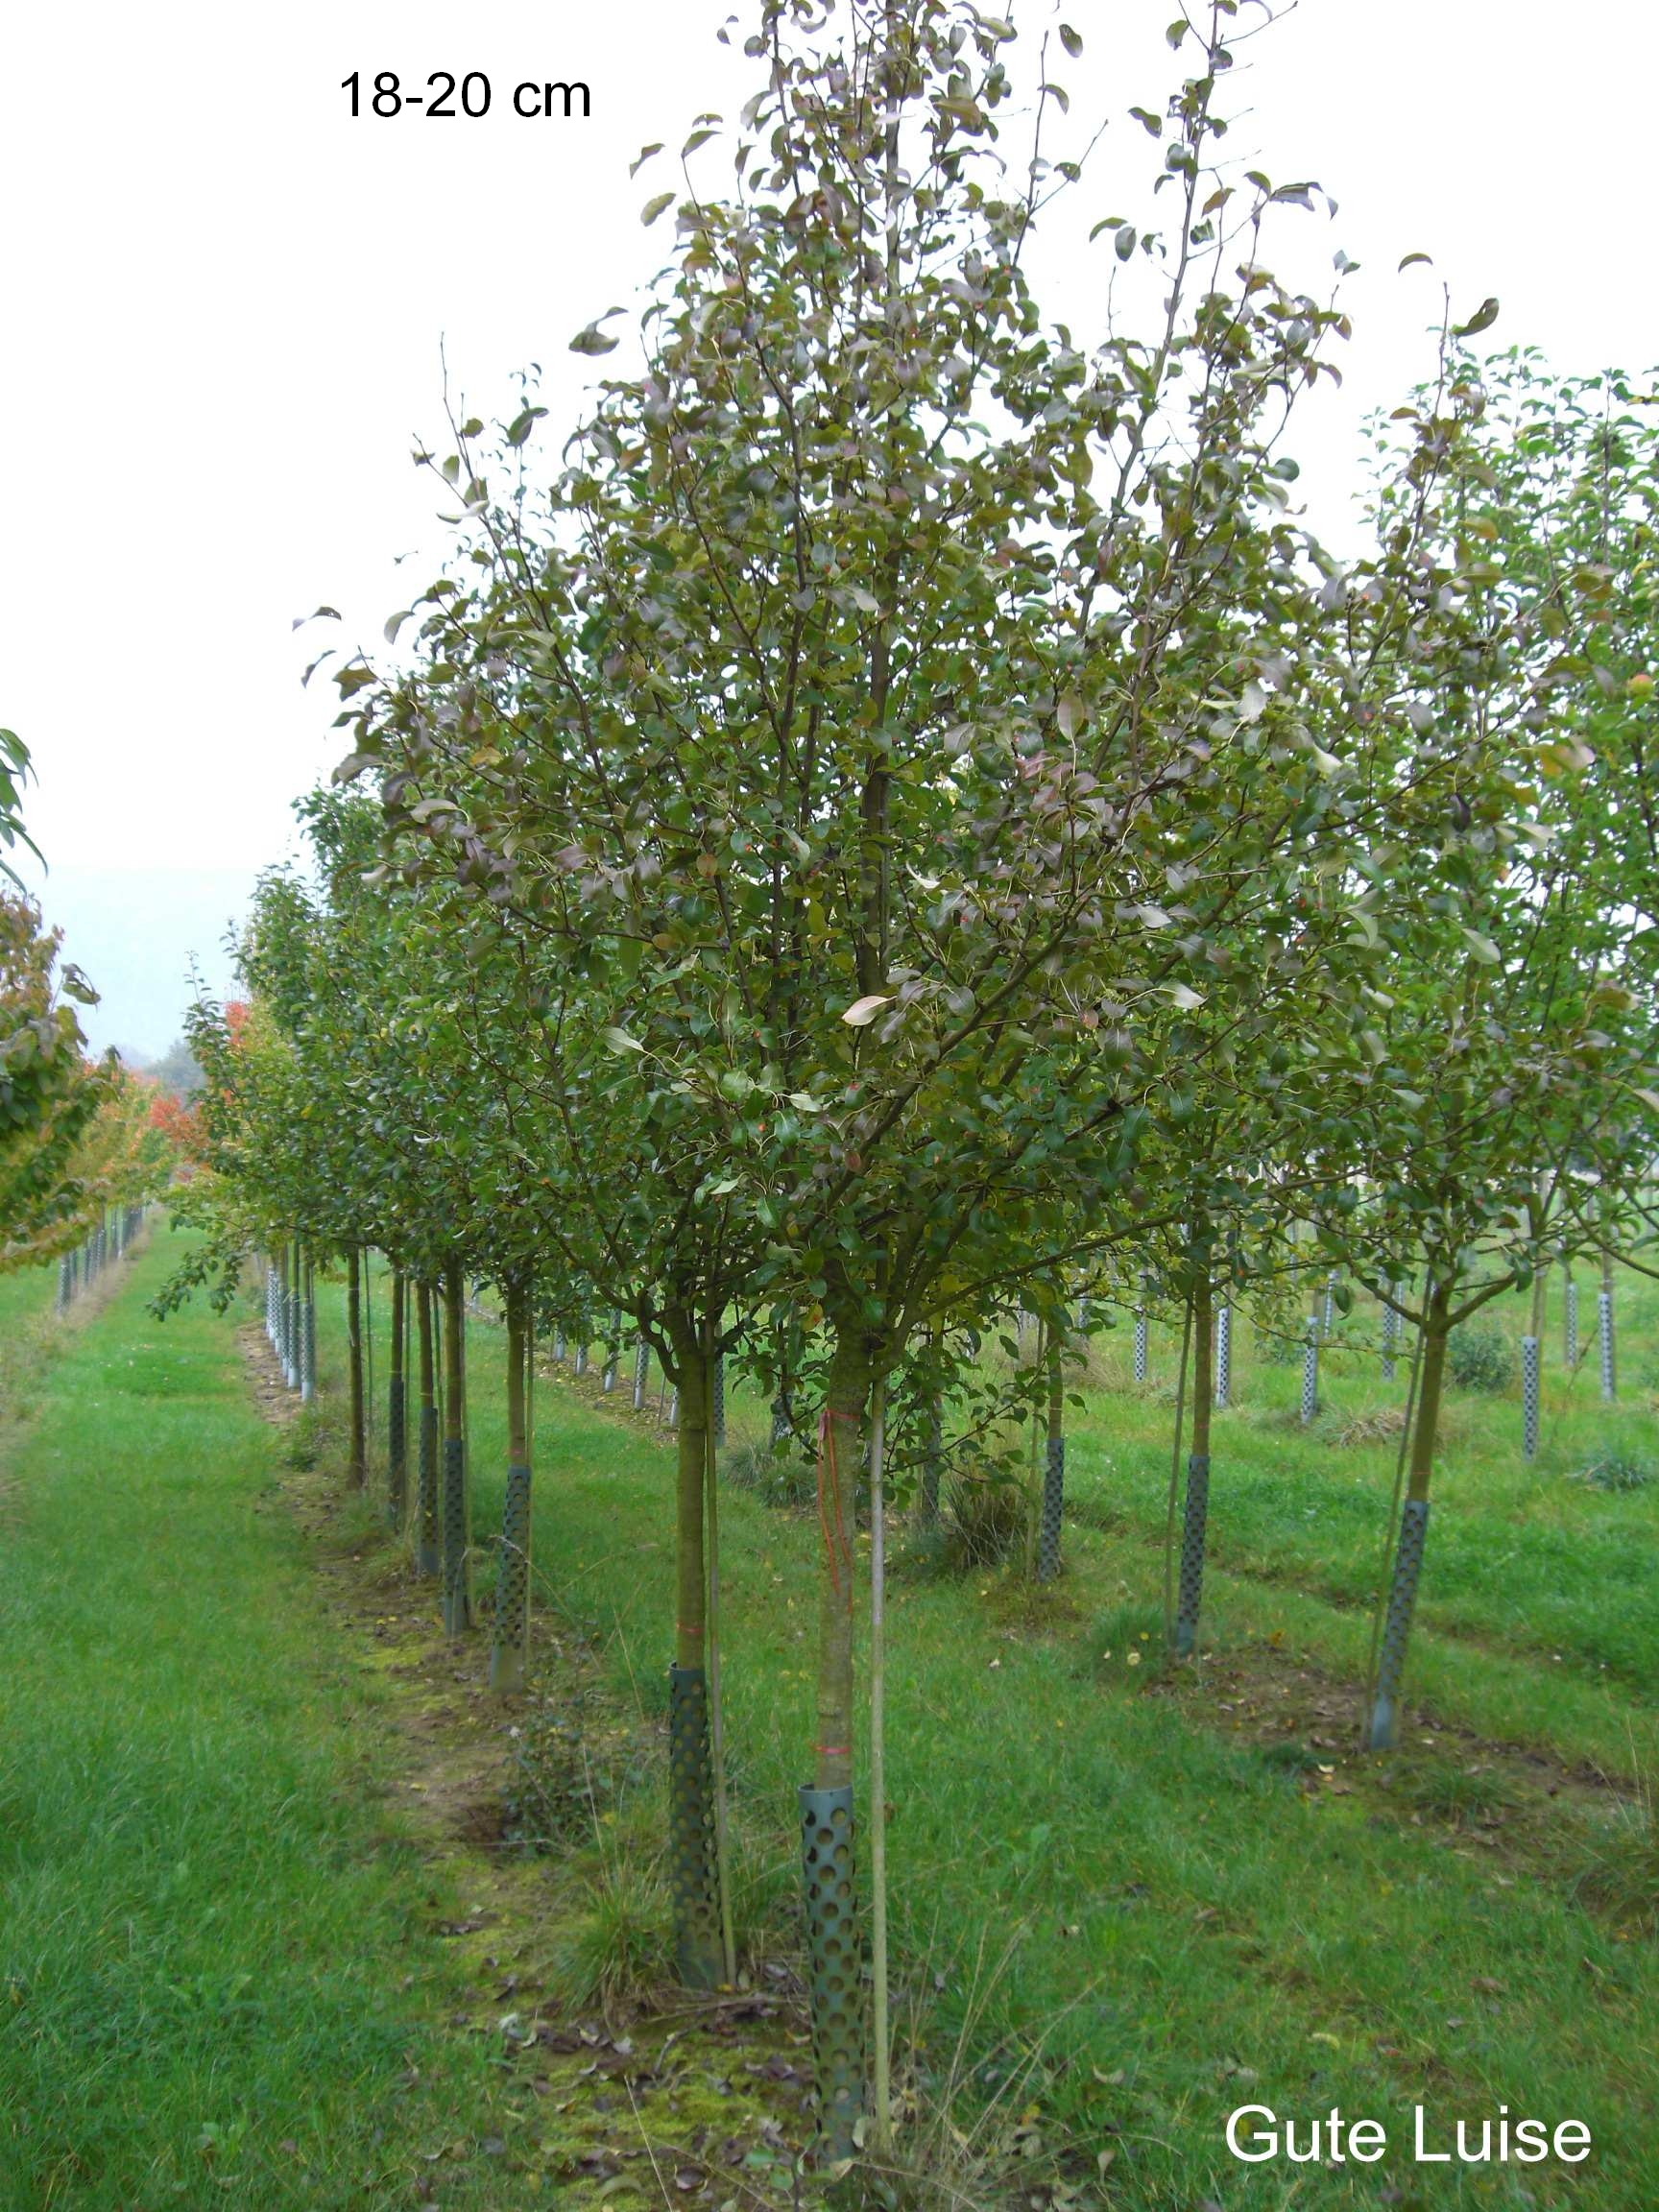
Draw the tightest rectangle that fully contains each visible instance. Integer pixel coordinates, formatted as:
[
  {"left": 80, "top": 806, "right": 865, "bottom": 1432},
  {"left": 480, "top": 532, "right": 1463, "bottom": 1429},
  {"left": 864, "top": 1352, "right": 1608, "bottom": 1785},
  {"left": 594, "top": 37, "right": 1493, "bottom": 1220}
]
[
  {"left": 842, "top": 996, "right": 892, "bottom": 1027},
  {"left": 602, "top": 1026, "right": 644, "bottom": 1054},
  {"left": 1059, "top": 23, "right": 1083, "bottom": 56},
  {"left": 1454, "top": 297, "right": 1501, "bottom": 339},
  {"left": 641, "top": 191, "right": 675, "bottom": 227}
]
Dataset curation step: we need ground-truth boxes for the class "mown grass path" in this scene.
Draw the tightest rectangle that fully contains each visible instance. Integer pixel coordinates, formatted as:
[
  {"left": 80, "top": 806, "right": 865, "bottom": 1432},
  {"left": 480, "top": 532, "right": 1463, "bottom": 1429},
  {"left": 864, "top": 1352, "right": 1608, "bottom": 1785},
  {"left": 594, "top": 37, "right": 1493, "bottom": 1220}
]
[{"left": 0, "top": 1238, "right": 537, "bottom": 2211}]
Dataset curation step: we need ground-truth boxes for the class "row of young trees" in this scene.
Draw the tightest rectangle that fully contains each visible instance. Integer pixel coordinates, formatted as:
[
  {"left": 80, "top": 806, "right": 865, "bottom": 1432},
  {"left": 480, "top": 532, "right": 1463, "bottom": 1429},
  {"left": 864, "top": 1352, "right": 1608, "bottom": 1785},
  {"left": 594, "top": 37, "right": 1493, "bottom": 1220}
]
[
  {"left": 0, "top": 732, "right": 174, "bottom": 1274},
  {"left": 163, "top": 0, "right": 1657, "bottom": 2155}
]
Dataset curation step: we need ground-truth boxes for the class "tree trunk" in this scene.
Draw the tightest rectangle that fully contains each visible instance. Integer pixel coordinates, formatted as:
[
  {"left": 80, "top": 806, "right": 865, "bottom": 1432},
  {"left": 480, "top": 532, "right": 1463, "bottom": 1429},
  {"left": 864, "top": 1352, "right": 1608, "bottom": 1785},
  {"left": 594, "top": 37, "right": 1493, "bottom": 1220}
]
[
  {"left": 416, "top": 1282, "right": 440, "bottom": 1575},
  {"left": 664, "top": 1321, "right": 722, "bottom": 1990},
  {"left": 347, "top": 1247, "right": 366, "bottom": 1486},
  {"left": 801, "top": 1323, "right": 872, "bottom": 2158},
  {"left": 1175, "top": 1277, "right": 1214, "bottom": 1657},
  {"left": 1599, "top": 1245, "right": 1617, "bottom": 1403},
  {"left": 490, "top": 1279, "right": 532, "bottom": 1694},
  {"left": 1037, "top": 1332, "right": 1066, "bottom": 1581},
  {"left": 440, "top": 1261, "right": 472, "bottom": 1634},
  {"left": 867, "top": 1374, "right": 892, "bottom": 2152},
  {"left": 1368, "top": 1281, "right": 1449, "bottom": 1750},
  {"left": 277, "top": 1242, "right": 292, "bottom": 1384},
  {"left": 705, "top": 1334, "right": 736, "bottom": 1985},
  {"left": 388, "top": 1271, "right": 407, "bottom": 1526},
  {"left": 302, "top": 1257, "right": 318, "bottom": 1407}
]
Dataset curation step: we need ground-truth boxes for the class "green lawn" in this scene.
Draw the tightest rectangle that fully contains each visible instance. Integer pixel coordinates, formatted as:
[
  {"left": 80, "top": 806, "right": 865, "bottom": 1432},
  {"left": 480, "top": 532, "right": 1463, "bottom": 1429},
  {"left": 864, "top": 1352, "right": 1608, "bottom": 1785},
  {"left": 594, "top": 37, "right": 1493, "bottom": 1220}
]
[
  {"left": 314, "top": 1255, "right": 1658, "bottom": 2212},
  {"left": 0, "top": 1231, "right": 540, "bottom": 2211}
]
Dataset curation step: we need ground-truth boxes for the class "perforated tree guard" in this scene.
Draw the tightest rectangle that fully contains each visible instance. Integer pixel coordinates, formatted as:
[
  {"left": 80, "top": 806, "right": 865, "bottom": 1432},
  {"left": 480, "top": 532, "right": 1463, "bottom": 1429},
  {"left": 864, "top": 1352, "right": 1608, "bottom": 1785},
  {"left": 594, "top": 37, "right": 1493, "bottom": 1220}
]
[
  {"left": 56, "top": 1256, "right": 71, "bottom": 1314},
  {"left": 1037, "top": 1432, "right": 1065, "bottom": 1581},
  {"left": 490, "top": 1464, "right": 532, "bottom": 1692},
  {"left": 771, "top": 1395, "right": 791, "bottom": 1447},
  {"left": 799, "top": 1783, "right": 864, "bottom": 2155},
  {"left": 1214, "top": 1305, "right": 1231, "bottom": 1407},
  {"left": 1174, "top": 1452, "right": 1211, "bottom": 1656},
  {"left": 265, "top": 1265, "right": 276, "bottom": 1343},
  {"left": 602, "top": 1330, "right": 618, "bottom": 1391},
  {"left": 441, "top": 1437, "right": 469, "bottom": 1634},
  {"left": 1381, "top": 1292, "right": 1400, "bottom": 1380},
  {"left": 416, "top": 1407, "right": 440, "bottom": 1575},
  {"left": 1321, "top": 1276, "right": 1336, "bottom": 1339},
  {"left": 667, "top": 1389, "right": 679, "bottom": 1431},
  {"left": 667, "top": 1665, "right": 723, "bottom": 1989},
  {"left": 1564, "top": 1280, "right": 1578, "bottom": 1369},
  {"left": 301, "top": 1293, "right": 317, "bottom": 1406},
  {"left": 1521, "top": 1334, "right": 1540, "bottom": 1461},
  {"left": 284, "top": 1286, "right": 299, "bottom": 1389},
  {"left": 1598, "top": 1288, "right": 1616, "bottom": 1403},
  {"left": 553, "top": 1329, "right": 565, "bottom": 1363},
  {"left": 574, "top": 1340, "right": 589, "bottom": 1377},
  {"left": 1368, "top": 1498, "right": 1430, "bottom": 1751},
  {"left": 632, "top": 1338, "right": 650, "bottom": 1410},
  {"left": 1133, "top": 1309, "right": 1148, "bottom": 1384},
  {"left": 711, "top": 1354, "right": 726, "bottom": 1448},
  {"left": 1300, "top": 1321, "right": 1319, "bottom": 1425},
  {"left": 387, "top": 1377, "right": 407, "bottom": 1527}
]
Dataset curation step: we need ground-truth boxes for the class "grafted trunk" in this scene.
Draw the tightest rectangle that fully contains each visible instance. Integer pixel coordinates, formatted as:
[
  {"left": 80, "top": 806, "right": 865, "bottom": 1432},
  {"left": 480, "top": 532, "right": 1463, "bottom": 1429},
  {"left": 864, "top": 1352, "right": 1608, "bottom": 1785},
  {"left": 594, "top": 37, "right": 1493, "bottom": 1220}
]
[
  {"left": 415, "top": 1282, "right": 440, "bottom": 1575},
  {"left": 347, "top": 1247, "right": 367, "bottom": 1486},
  {"left": 1369, "top": 1281, "right": 1449, "bottom": 1750},
  {"left": 1037, "top": 1333, "right": 1065, "bottom": 1582},
  {"left": 801, "top": 1322, "right": 873, "bottom": 2159},
  {"left": 388, "top": 1272, "right": 407, "bottom": 1526},
  {"left": 490, "top": 1279, "right": 532, "bottom": 1694},
  {"left": 440, "top": 1261, "right": 472, "bottom": 1635},
  {"left": 663, "top": 1318, "right": 722, "bottom": 1991},
  {"left": 1174, "top": 1277, "right": 1214, "bottom": 1657}
]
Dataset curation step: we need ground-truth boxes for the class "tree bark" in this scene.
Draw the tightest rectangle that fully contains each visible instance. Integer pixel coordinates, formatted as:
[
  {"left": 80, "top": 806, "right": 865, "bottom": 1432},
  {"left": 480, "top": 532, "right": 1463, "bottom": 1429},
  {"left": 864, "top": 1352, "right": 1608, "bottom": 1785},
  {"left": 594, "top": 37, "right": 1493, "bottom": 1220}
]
[
  {"left": 347, "top": 1247, "right": 367, "bottom": 1486},
  {"left": 815, "top": 1327, "right": 871, "bottom": 1791},
  {"left": 490, "top": 1278, "right": 532, "bottom": 1694},
  {"left": 441, "top": 1260, "right": 472, "bottom": 1634},
  {"left": 1037, "top": 1333, "right": 1066, "bottom": 1581},
  {"left": 1175, "top": 1276, "right": 1213, "bottom": 1657},
  {"left": 388, "top": 1271, "right": 407, "bottom": 1526},
  {"left": 416, "top": 1281, "right": 440, "bottom": 1575},
  {"left": 1369, "top": 1279, "right": 1449, "bottom": 1749}
]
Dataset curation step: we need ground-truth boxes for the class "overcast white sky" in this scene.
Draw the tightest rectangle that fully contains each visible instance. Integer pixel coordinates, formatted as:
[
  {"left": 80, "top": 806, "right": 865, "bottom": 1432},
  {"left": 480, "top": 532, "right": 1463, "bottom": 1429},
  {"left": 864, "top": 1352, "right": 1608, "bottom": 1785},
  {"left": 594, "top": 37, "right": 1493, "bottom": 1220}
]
[{"left": 4, "top": 0, "right": 1653, "bottom": 1053}]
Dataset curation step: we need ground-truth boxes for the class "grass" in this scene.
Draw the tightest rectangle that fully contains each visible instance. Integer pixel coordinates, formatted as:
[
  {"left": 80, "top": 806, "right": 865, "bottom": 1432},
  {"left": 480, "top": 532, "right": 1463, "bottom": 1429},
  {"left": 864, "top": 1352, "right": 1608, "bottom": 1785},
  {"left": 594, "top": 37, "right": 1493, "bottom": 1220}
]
[
  {"left": 312, "top": 1255, "right": 1659, "bottom": 2211},
  {"left": 0, "top": 1230, "right": 547, "bottom": 2211}
]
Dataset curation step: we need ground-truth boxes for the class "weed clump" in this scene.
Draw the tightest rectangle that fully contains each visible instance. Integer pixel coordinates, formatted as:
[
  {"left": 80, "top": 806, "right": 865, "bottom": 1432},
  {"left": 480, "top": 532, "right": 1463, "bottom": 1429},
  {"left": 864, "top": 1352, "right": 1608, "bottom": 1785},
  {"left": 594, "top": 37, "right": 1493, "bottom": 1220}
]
[
  {"left": 944, "top": 1473, "right": 1025, "bottom": 1570},
  {"left": 1569, "top": 1449, "right": 1652, "bottom": 1494},
  {"left": 1388, "top": 1758, "right": 1518, "bottom": 1825},
  {"left": 504, "top": 1703, "right": 642, "bottom": 1854},
  {"left": 723, "top": 1436, "right": 816, "bottom": 1509},
  {"left": 544, "top": 1854, "right": 675, "bottom": 2013},
  {"left": 1448, "top": 1324, "right": 1516, "bottom": 1395},
  {"left": 1570, "top": 1787, "right": 1659, "bottom": 1931},
  {"left": 277, "top": 1407, "right": 323, "bottom": 1471}
]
